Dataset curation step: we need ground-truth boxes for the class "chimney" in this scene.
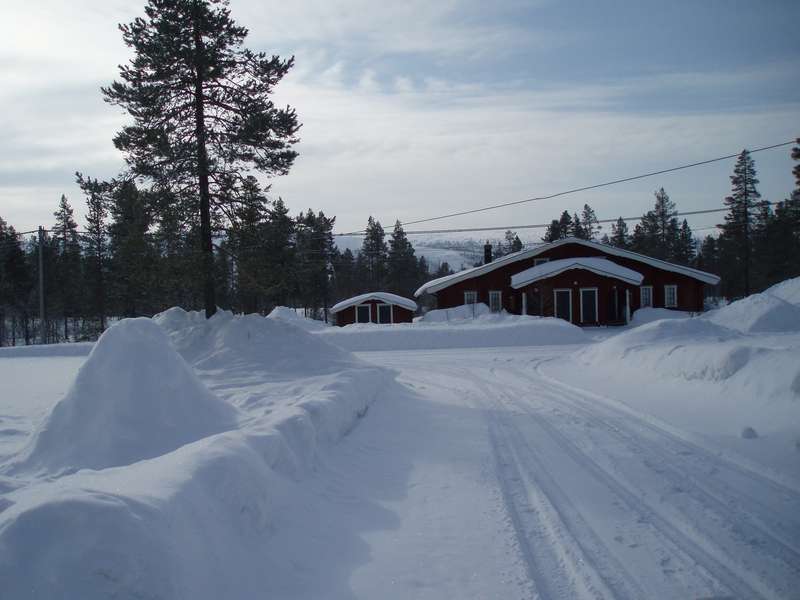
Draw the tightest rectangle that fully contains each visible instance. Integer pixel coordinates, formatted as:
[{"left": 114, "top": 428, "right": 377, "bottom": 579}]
[{"left": 484, "top": 241, "right": 493, "bottom": 264}]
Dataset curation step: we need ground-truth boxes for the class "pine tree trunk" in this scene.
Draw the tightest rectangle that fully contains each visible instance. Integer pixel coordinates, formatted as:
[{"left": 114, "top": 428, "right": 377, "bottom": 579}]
[{"left": 193, "top": 12, "right": 217, "bottom": 318}]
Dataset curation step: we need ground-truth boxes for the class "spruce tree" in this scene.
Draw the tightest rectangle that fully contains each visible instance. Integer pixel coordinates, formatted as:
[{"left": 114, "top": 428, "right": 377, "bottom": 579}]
[
  {"left": 361, "top": 217, "right": 388, "bottom": 289},
  {"left": 103, "top": 0, "right": 300, "bottom": 318},
  {"left": 52, "top": 195, "right": 82, "bottom": 340},
  {"left": 571, "top": 212, "right": 587, "bottom": 239},
  {"left": 609, "top": 217, "right": 630, "bottom": 249},
  {"left": 718, "top": 150, "right": 761, "bottom": 297},
  {"left": 76, "top": 173, "right": 110, "bottom": 333},
  {"left": 580, "top": 204, "right": 601, "bottom": 240},
  {"left": 387, "top": 221, "right": 417, "bottom": 296},
  {"left": 673, "top": 219, "right": 696, "bottom": 266},
  {"left": 542, "top": 219, "right": 562, "bottom": 242}
]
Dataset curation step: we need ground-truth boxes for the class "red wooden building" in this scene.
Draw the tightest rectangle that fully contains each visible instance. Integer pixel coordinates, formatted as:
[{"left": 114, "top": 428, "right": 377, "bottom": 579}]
[
  {"left": 331, "top": 292, "right": 417, "bottom": 326},
  {"left": 414, "top": 237, "right": 720, "bottom": 326}
]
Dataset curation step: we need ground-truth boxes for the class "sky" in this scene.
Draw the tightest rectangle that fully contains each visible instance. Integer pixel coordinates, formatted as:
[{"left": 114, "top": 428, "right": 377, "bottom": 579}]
[{"left": 1, "top": 0, "right": 798, "bottom": 239}]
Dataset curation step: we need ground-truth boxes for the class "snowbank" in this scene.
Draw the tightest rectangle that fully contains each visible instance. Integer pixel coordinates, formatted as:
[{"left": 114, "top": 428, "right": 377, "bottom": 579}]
[
  {"left": 155, "top": 308, "right": 352, "bottom": 374},
  {"left": 703, "top": 290, "right": 800, "bottom": 333},
  {"left": 9, "top": 318, "right": 237, "bottom": 475},
  {"left": 0, "top": 310, "right": 392, "bottom": 599},
  {"left": 419, "top": 302, "right": 492, "bottom": 322},
  {"left": 267, "top": 306, "right": 329, "bottom": 331},
  {"left": 317, "top": 314, "right": 586, "bottom": 351},
  {"left": 629, "top": 307, "right": 691, "bottom": 327},
  {"left": 766, "top": 276, "right": 800, "bottom": 306},
  {"left": 0, "top": 342, "right": 93, "bottom": 358}
]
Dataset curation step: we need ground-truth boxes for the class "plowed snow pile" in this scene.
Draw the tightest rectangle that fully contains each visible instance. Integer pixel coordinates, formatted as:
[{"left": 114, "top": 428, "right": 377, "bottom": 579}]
[
  {"left": 0, "top": 311, "right": 391, "bottom": 599},
  {"left": 10, "top": 318, "right": 236, "bottom": 474},
  {"left": 703, "top": 290, "right": 800, "bottom": 333},
  {"left": 267, "top": 305, "right": 329, "bottom": 331},
  {"left": 317, "top": 314, "right": 586, "bottom": 351},
  {"left": 155, "top": 308, "right": 350, "bottom": 373},
  {"left": 766, "top": 275, "right": 800, "bottom": 305}
]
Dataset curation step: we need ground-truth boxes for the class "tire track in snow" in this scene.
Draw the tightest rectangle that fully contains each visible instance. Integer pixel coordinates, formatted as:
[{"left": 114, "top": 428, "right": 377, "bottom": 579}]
[
  {"left": 490, "top": 363, "right": 791, "bottom": 599},
  {"left": 523, "top": 362, "right": 800, "bottom": 575},
  {"left": 472, "top": 376, "right": 648, "bottom": 600}
]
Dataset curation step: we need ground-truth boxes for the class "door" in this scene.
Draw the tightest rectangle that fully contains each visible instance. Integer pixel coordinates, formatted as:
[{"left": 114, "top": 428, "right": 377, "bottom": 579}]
[
  {"left": 554, "top": 289, "right": 572, "bottom": 322},
  {"left": 580, "top": 288, "right": 598, "bottom": 324}
]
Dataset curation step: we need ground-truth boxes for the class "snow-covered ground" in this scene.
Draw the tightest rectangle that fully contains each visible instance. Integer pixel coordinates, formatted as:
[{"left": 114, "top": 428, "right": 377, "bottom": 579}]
[{"left": 1, "top": 280, "right": 799, "bottom": 599}]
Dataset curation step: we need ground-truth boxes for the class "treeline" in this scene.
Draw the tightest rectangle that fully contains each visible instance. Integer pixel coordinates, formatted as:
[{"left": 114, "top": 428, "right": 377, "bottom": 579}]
[
  {"left": 0, "top": 179, "right": 451, "bottom": 344},
  {"left": 541, "top": 142, "right": 800, "bottom": 298}
]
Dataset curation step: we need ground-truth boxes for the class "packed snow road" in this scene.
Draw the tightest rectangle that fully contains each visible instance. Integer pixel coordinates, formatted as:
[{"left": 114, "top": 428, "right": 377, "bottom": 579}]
[{"left": 312, "top": 346, "right": 799, "bottom": 600}]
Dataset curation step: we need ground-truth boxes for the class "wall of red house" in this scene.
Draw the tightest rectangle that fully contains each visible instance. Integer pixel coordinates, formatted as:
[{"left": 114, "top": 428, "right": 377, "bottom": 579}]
[
  {"left": 431, "top": 242, "right": 708, "bottom": 320},
  {"left": 334, "top": 300, "right": 415, "bottom": 326}
]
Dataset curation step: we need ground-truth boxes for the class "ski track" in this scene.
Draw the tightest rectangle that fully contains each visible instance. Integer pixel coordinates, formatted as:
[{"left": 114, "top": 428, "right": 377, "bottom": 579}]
[{"left": 369, "top": 349, "right": 800, "bottom": 600}]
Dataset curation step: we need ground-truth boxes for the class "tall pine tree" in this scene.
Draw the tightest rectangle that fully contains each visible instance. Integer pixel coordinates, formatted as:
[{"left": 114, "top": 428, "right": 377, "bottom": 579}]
[{"left": 103, "top": 0, "right": 300, "bottom": 318}]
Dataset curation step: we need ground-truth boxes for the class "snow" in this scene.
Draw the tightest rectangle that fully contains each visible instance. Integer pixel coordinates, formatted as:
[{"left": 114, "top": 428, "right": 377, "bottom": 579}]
[
  {"left": 316, "top": 313, "right": 586, "bottom": 351},
  {"left": 418, "top": 301, "right": 492, "bottom": 322},
  {"left": 0, "top": 310, "right": 391, "bottom": 599},
  {"left": 2, "top": 278, "right": 800, "bottom": 599},
  {"left": 703, "top": 282, "right": 800, "bottom": 333},
  {"left": 267, "top": 305, "right": 329, "bottom": 331},
  {"left": 330, "top": 291, "right": 417, "bottom": 314},
  {"left": 766, "top": 275, "right": 800, "bottom": 305},
  {"left": 511, "top": 256, "right": 643, "bottom": 288},
  {"left": 7, "top": 318, "right": 237, "bottom": 475},
  {"left": 629, "top": 306, "right": 692, "bottom": 326}
]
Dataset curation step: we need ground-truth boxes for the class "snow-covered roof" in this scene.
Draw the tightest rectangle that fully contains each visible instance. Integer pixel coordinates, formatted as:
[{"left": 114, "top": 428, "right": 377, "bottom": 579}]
[
  {"left": 414, "top": 237, "right": 720, "bottom": 296},
  {"left": 330, "top": 292, "right": 418, "bottom": 314},
  {"left": 511, "top": 257, "right": 644, "bottom": 288}
]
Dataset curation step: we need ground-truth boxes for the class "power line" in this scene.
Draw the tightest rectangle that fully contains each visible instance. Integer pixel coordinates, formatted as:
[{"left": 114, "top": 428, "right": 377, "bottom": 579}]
[{"left": 333, "top": 139, "right": 795, "bottom": 236}]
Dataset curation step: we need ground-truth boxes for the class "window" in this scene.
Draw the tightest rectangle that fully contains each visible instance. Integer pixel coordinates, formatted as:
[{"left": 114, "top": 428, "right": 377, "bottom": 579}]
[
  {"left": 640, "top": 286, "right": 653, "bottom": 308},
  {"left": 464, "top": 291, "right": 477, "bottom": 305},
  {"left": 356, "top": 304, "right": 371, "bottom": 323},
  {"left": 489, "top": 290, "right": 502, "bottom": 312},
  {"left": 377, "top": 304, "right": 392, "bottom": 324},
  {"left": 664, "top": 285, "right": 678, "bottom": 308},
  {"left": 534, "top": 258, "right": 550, "bottom": 266}
]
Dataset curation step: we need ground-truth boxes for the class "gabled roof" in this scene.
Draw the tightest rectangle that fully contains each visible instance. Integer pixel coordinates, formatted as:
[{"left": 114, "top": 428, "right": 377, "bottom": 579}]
[
  {"left": 414, "top": 237, "right": 720, "bottom": 297},
  {"left": 330, "top": 292, "right": 418, "bottom": 314},
  {"left": 511, "top": 257, "right": 644, "bottom": 288}
]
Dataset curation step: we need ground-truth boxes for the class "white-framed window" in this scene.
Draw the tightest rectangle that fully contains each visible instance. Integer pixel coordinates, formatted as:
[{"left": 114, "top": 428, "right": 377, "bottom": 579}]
[
  {"left": 640, "top": 285, "right": 653, "bottom": 308},
  {"left": 464, "top": 290, "right": 478, "bottom": 305},
  {"left": 534, "top": 258, "right": 550, "bottom": 266},
  {"left": 664, "top": 284, "right": 678, "bottom": 308},
  {"left": 579, "top": 287, "right": 599, "bottom": 323},
  {"left": 377, "top": 303, "right": 393, "bottom": 324},
  {"left": 356, "top": 304, "right": 371, "bottom": 323},
  {"left": 489, "top": 290, "right": 502, "bottom": 312}
]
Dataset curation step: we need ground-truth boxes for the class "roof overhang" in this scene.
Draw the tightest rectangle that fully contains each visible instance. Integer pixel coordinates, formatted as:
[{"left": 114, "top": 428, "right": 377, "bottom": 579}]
[
  {"left": 511, "top": 257, "right": 643, "bottom": 288},
  {"left": 330, "top": 292, "right": 418, "bottom": 314},
  {"left": 415, "top": 237, "right": 720, "bottom": 297}
]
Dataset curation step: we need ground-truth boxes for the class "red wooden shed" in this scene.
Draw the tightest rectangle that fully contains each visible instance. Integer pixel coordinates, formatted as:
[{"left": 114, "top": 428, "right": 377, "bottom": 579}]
[{"left": 331, "top": 292, "right": 418, "bottom": 327}]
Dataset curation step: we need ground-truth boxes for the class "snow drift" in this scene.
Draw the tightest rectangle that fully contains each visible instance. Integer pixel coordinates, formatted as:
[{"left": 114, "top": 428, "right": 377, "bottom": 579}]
[
  {"left": 629, "top": 307, "right": 691, "bottom": 327},
  {"left": 155, "top": 307, "right": 352, "bottom": 374},
  {"left": 766, "top": 275, "right": 800, "bottom": 306},
  {"left": 267, "top": 305, "right": 329, "bottom": 331},
  {"left": 418, "top": 302, "right": 492, "bottom": 322},
  {"left": 703, "top": 290, "right": 800, "bottom": 333},
  {"left": 9, "top": 318, "right": 237, "bottom": 474},
  {"left": 317, "top": 314, "right": 586, "bottom": 352},
  {"left": 0, "top": 310, "right": 392, "bottom": 599}
]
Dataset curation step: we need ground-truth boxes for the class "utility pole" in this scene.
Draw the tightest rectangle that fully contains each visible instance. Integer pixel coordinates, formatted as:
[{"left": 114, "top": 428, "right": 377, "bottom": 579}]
[
  {"left": 37, "top": 226, "right": 46, "bottom": 344},
  {"left": 743, "top": 151, "right": 750, "bottom": 297}
]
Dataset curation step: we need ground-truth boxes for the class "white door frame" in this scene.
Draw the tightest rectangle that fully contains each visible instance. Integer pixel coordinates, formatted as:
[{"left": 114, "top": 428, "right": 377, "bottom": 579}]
[
  {"left": 355, "top": 303, "right": 371, "bottom": 323},
  {"left": 640, "top": 285, "right": 653, "bottom": 308},
  {"left": 579, "top": 287, "right": 599, "bottom": 323},
  {"left": 553, "top": 288, "right": 572, "bottom": 322},
  {"left": 489, "top": 290, "right": 502, "bottom": 313},
  {"left": 376, "top": 303, "right": 394, "bottom": 324}
]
